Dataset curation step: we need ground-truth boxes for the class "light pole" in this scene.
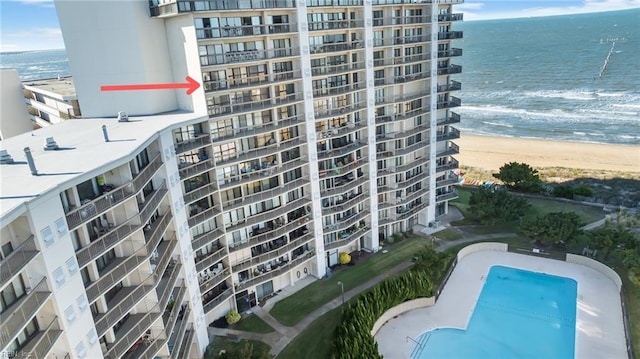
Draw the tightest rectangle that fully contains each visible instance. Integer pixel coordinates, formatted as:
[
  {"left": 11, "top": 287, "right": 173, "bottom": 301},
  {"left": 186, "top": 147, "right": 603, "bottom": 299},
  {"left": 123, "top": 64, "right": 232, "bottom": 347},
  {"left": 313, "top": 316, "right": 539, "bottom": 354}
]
[{"left": 337, "top": 281, "right": 344, "bottom": 306}]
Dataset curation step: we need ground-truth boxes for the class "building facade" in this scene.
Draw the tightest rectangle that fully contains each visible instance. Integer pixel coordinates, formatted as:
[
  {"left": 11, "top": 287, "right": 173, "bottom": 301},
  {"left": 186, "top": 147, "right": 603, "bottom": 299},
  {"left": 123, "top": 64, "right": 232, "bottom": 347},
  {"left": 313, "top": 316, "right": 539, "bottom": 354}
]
[
  {"left": 0, "top": 0, "right": 462, "bottom": 358},
  {"left": 22, "top": 77, "right": 82, "bottom": 128}
]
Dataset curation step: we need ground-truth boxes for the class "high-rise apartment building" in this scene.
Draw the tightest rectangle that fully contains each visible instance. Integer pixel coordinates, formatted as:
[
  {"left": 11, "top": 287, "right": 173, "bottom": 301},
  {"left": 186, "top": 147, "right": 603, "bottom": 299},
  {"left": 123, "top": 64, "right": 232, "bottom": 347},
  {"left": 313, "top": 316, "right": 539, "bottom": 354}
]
[{"left": 0, "top": 0, "right": 462, "bottom": 358}]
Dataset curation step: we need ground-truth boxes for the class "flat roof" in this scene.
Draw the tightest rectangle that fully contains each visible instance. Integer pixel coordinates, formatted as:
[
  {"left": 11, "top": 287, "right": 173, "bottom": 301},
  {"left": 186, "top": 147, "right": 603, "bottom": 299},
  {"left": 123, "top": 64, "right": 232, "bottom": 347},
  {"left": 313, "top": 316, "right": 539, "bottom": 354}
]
[
  {"left": 0, "top": 111, "right": 207, "bottom": 223},
  {"left": 375, "top": 250, "right": 627, "bottom": 359},
  {"left": 23, "top": 76, "right": 77, "bottom": 98}
]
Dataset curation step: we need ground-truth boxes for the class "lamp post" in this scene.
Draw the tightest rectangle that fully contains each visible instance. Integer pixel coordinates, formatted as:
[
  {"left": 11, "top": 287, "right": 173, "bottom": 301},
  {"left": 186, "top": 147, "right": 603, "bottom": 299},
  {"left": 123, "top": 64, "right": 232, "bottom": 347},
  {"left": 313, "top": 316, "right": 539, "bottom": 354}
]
[{"left": 337, "top": 281, "right": 344, "bottom": 306}]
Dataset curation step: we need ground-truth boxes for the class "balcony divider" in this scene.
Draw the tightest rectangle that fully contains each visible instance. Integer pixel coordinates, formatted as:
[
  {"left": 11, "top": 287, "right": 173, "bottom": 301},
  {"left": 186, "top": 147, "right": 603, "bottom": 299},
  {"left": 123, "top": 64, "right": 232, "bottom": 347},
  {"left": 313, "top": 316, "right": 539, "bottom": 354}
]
[
  {"left": 0, "top": 234, "right": 38, "bottom": 288},
  {"left": 21, "top": 316, "right": 62, "bottom": 358}
]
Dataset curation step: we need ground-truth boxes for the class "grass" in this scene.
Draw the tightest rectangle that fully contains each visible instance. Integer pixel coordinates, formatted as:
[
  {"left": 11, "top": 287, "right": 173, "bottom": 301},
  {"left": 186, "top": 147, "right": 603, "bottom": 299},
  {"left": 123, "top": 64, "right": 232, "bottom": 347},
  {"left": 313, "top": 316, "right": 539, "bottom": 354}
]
[
  {"left": 277, "top": 307, "right": 343, "bottom": 359},
  {"left": 433, "top": 228, "right": 463, "bottom": 241},
  {"left": 451, "top": 188, "right": 605, "bottom": 233},
  {"left": 269, "top": 236, "right": 432, "bottom": 326},
  {"left": 232, "top": 313, "right": 275, "bottom": 333},
  {"left": 607, "top": 259, "right": 639, "bottom": 356},
  {"left": 205, "top": 336, "right": 271, "bottom": 359}
]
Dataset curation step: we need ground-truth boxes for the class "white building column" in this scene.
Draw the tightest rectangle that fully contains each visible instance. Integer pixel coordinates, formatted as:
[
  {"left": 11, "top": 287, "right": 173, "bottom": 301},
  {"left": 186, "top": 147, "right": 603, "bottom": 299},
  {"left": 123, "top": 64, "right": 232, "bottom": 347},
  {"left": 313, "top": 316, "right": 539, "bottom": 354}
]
[
  {"left": 425, "top": 1, "right": 441, "bottom": 224},
  {"left": 296, "top": 3, "right": 327, "bottom": 278}
]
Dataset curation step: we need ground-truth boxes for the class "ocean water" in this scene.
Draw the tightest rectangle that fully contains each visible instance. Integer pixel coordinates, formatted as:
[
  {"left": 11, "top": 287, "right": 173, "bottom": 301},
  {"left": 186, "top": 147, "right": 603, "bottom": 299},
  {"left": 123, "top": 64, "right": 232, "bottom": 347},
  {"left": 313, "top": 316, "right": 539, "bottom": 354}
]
[
  {"left": 456, "top": 9, "right": 640, "bottom": 145},
  {"left": 0, "top": 49, "right": 70, "bottom": 81},
  {"left": 1, "top": 9, "right": 638, "bottom": 144},
  {"left": 412, "top": 266, "right": 577, "bottom": 359}
]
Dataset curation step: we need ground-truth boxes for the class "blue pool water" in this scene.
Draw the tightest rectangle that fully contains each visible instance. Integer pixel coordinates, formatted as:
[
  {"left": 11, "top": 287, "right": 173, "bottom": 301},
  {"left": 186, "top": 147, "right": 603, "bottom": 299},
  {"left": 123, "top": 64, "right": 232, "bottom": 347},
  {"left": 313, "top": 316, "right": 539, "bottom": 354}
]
[{"left": 412, "top": 266, "right": 577, "bottom": 359}]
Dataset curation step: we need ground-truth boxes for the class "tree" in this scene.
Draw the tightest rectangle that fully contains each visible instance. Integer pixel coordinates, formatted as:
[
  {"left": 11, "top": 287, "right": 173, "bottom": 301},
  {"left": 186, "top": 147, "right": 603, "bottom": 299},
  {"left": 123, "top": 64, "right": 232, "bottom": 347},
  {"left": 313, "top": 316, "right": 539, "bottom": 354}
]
[
  {"left": 493, "top": 162, "right": 542, "bottom": 193},
  {"left": 412, "top": 247, "right": 454, "bottom": 282},
  {"left": 521, "top": 212, "right": 583, "bottom": 246},
  {"left": 468, "top": 187, "right": 530, "bottom": 224},
  {"left": 587, "top": 225, "right": 637, "bottom": 260},
  {"left": 225, "top": 310, "right": 241, "bottom": 325}
]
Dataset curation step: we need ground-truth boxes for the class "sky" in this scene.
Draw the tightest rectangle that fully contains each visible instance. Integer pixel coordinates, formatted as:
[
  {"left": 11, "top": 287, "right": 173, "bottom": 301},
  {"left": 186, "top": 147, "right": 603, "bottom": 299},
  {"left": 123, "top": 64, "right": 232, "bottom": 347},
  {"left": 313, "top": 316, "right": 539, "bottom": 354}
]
[{"left": 1, "top": 0, "right": 640, "bottom": 52}]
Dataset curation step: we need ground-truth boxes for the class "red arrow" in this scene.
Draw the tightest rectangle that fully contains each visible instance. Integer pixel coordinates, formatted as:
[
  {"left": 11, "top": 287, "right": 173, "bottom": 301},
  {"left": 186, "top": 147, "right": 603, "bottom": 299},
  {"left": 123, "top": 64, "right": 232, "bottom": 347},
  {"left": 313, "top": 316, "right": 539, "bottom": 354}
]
[{"left": 100, "top": 76, "right": 200, "bottom": 95}]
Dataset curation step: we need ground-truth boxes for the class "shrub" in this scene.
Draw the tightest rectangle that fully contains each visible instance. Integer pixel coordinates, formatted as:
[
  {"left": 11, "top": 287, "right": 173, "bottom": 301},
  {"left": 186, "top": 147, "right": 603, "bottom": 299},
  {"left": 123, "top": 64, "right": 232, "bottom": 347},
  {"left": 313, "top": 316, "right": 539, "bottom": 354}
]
[
  {"left": 552, "top": 185, "right": 575, "bottom": 199},
  {"left": 339, "top": 252, "right": 351, "bottom": 265},
  {"left": 225, "top": 310, "right": 241, "bottom": 325},
  {"left": 574, "top": 185, "right": 594, "bottom": 197}
]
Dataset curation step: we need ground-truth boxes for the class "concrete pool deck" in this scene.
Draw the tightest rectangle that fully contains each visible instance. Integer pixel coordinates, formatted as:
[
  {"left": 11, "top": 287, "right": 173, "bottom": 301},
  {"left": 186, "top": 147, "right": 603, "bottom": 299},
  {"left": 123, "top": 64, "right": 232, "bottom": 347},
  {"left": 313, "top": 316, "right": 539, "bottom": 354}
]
[{"left": 375, "top": 250, "right": 627, "bottom": 359}]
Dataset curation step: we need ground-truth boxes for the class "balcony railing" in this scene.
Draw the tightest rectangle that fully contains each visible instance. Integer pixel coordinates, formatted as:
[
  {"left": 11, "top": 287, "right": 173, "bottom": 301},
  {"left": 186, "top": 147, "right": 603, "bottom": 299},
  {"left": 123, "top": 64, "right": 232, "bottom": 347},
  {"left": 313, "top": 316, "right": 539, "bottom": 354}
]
[
  {"left": 229, "top": 215, "right": 311, "bottom": 252},
  {"left": 321, "top": 175, "right": 368, "bottom": 198},
  {"left": 205, "top": 70, "right": 301, "bottom": 93},
  {"left": 200, "top": 268, "right": 230, "bottom": 292},
  {"left": 436, "top": 97, "right": 462, "bottom": 110},
  {"left": 168, "top": 307, "right": 190, "bottom": 359},
  {"left": 318, "top": 140, "right": 366, "bottom": 160},
  {"left": 323, "top": 211, "right": 369, "bottom": 235},
  {"left": 325, "top": 227, "right": 369, "bottom": 251},
  {"left": 105, "top": 310, "right": 163, "bottom": 359},
  {"left": 184, "top": 183, "right": 217, "bottom": 205},
  {"left": 372, "top": 0, "right": 432, "bottom": 5},
  {"left": 212, "top": 114, "right": 304, "bottom": 143},
  {"left": 310, "top": 41, "right": 364, "bottom": 54},
  {"left": 218, "top": 158, "right": 306, "bottom": 191},
  {"left": 176, "top": 324, "right": 196, "bottom": 359},
  {"left": 192, "top": 229, "right": 225, "bottom": 252},
  {"left": 322, "top": 191, "right": 366, "bottom": 214},
  {"left": 436, "top": 190, "right": 458, "bottom": 202},
  {"left": 0, "top": 235, "right": 38, "bottom": 288},
  {"left": 394, "top": 72, "right": 430, "bottom": 84},
  {"left": 179, "top": 158, "right": 214, "bottom": 180},
  {"left": 175, "top": 134, "right": 211, "bottom": 154},
  {"left": 233, "top": 233, "right": 314, "bottom": 273},
  {"left": 435, "top": 158, "right": 460, "bottom": 173},
  {"left": 437, "top": 81, "right": 462, "bottom": 93},
  {"left": 307, "top": 0, "right": 363, "bottom": 6},
  {"left": 438, "top": 31, "right": 464, "bottom": 40},
  {"left": 437, "top": 64, "right": 462, "bottom": 76},
  {"left": 20, "top": 316, "right": 62, "bottom": 359},
  {"left": 235, "top": 250, "right": 315, "bottom": 291},
  {"left": 188, "top": 205, "right": 221, "bottom": 228},
  {"left": 437, "top": 111, "right": 461, "bottom": 126},
  {"left": 208, "top": 93, "right": 303, "bottom": 119},
  {"left": 436, "top": 142, "right": 460, "bottom": 157},
  {"left": 0, "top": 277, "right": 50, "bottom": 349},
  {"left": 315, "top": 101, "right": 367, "bottom": 120},
  {"left": 226, "top": 197, "right": 311, "bottom": 239},
  {"left": 436, "top": 175, "right": 459, "bottom": 188},
  {"left": 201, "top": 47, "right": 300, "bottom": 67},
  {"left": 308, "top": 20, "right": 364, "bottom": 31},
  {"left": 436, "top": 127, "right": 461, "bottom": 142},
  {"left": 203, "top": 288, "right": 233, "bottom": 313},
  {"left": 195, "top": 246, "right": 228, "bottom": 273},
  {"left": 150, "top": 0, "right": 295, "bottom": 17},
  {"left": 221, "top": 177, "right": 309, "bottom": 213},
  {"left": 311, "top": 62, "right": 364, "bottom": 76},
  {"left": 215, "top": 138, "right": 303, "bottom": 168},
  {"left": 197, "top": 23, "right": 295, "bottom": 39},
  {"left": 372, "top": 16, "right": 430, "bottom": 26},
  {"left": 438, "top": 13, "right": 464, "bottom": 22},
  {"left": 437, "top": 48, "right": 463, "bottom": 58},
  {"left": 164, "top": 283, "right": 187, "bottom": 339}
]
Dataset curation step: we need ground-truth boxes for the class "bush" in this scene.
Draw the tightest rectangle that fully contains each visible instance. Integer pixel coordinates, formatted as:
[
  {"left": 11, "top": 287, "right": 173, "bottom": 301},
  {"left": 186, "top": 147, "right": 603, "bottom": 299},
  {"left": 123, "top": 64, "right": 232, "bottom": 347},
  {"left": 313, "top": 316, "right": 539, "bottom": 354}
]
[
  {"left": 339, "top": 252, "right": 351, "bottom": 265},
  {"left": 225, "top": 310, "right": 241, "bottom": 325},
  {"left": 552, "top": 185, "right": 575, "bottom": 199},
  {"left": 574, "top": 185, "right": 594, "bottom": 197}
]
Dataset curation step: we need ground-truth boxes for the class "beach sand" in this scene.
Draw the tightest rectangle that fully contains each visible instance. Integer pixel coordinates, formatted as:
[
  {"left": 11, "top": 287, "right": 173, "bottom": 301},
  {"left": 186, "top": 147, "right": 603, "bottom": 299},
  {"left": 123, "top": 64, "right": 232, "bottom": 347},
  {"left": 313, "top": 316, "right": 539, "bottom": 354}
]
[{"left": 455, "top": 134, "right": 640, "bottom": 173}]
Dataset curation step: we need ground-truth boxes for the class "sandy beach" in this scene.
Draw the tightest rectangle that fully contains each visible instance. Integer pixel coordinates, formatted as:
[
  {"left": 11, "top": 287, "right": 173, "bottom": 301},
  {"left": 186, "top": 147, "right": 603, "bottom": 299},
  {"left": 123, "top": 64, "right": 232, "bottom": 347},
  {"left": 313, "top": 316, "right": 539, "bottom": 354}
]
[{"left": 455, "top": 134, "right": 640, "bottom": 173}]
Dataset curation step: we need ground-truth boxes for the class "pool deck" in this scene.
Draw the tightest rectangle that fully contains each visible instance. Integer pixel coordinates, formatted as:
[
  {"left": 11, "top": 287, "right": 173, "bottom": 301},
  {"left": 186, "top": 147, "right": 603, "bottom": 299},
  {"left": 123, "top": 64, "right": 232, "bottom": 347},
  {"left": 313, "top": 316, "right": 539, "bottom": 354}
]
[{"left": 375, "top": 250, "right": 627, "bottom": 359}]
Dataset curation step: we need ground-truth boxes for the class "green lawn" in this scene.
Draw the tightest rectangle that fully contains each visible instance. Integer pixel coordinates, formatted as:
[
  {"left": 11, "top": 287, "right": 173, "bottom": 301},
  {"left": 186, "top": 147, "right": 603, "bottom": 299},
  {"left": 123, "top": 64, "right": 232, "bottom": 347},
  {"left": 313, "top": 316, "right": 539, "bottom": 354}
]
[
  {"left": 269, "top": 236, "right": 431, "bottom": 326},
  {"left": 433, "top": 228, "right": 463, "bottom": 241},
  {"left": 277, "top": 307, "right": 343, "bottom": 359},
  {"left": 205, "top": 337, "right": 271, "bottom": 359},
  {"left": 232, "top": 313, "right": 275, "bottom": 333},
  {"left": 608, "top": 261, "right": 639, "bottom": 356}
]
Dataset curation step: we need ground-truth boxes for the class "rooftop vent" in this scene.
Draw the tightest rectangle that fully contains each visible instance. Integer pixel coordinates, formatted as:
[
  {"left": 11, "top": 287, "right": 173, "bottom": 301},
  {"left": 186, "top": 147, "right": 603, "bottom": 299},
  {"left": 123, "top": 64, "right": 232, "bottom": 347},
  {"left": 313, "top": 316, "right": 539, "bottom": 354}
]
[
  {"left": 117, "top": 111, "right": 129, "bottom": 122},
  {"left": 43, "top": 137, "right": 59, "bottom": 151},
  {"left": 24, "top": 147, "right": 38, "bottom": 176},
  {"left": 102, "top": 125, "right": 109, "bottom": 142},
  {"left": 0, "top": 150, "right": 14, "bottom": 164}
]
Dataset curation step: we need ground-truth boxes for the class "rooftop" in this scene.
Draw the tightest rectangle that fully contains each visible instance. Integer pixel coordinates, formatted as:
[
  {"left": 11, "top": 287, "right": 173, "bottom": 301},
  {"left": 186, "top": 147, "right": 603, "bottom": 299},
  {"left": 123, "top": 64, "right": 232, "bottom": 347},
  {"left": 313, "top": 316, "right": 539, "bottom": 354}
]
[
  {"left": 0, "top": 111, "right": 207, "bottom": 224},
  {"left": 23, "top": 76, "right": 78, "bottom": 99}
]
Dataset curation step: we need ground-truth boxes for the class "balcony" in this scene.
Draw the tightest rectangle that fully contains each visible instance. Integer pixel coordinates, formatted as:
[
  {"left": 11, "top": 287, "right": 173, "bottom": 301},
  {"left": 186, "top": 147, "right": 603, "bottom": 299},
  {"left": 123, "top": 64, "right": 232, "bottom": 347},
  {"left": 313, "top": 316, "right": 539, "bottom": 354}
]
[
  {"left": 233, "top": 233, "right": 313, "bottom": 273},
  {"left": 221, "top": 177, "right": 309, "bottom": 213},
  {"left": 218, "top": 158, "right": 306, "bottom": 191},
  {"left": 176, "top": 324, "right": 195, "bottom": 359},
  {"left": 184, "top": 182, "right": 218, "bottom": 205},
  {"left": 175, "top": 134, "right": 211, "bottom": 154},
  {"left": 315, "top": 101, "right": 367, "bottom": 120},
  {"left": 437, "top": 65, "right": 462, "bottom": 76},
  {"left": 437, "top": 112, "right": 461, "bottom": 126},
  {"left": 212, "top": 114, "right": 304, "bottom": 143},
  {"left": 104, "top": 310, "right": 163, "bottom": 359},
  {"left": 437, "top": 48, "right": 463, "bottom": 58},
  {"left": 322, "top": 175, "right": 368, "bottom": 198},
  {"left": 438, "top": 31, "right": 464, "bottom": 40},
  {"left": 195, "top": 246, "right": 228, "bottom": 273},
  {"left": 197, "top": 23, "right": 295, "bottom": 39},
  {"left": 313, "top": 82, "right": 363, "bottom": 98},
  {"left": 122, "top": 332, "right": 166, "bottom": 359},
  {"left": 438, "top": 13, "right": 464, "bottom": 22},
  {"left": 179, "top": 158, "right": 214, "bottom": 180},
  {"left": 215, "top": 138, "right": 303, "bottom": 168},
  {"left": 201, "top": 48, "right": 300, "bottom": 68},
  {"left": 376, "top": 90, "right": 431, "bottom": 106},
  {"left": 436, "top": 158, "right": 459, "bottom": 173},
  {"left": 203, "top": 287, "right": 233, "bottom": 313},
  {"left": 436, "top": 97, "right": 462, "bottom": 110},
  {"left": 437, "top": 81, "right": 462, "bottom": 93},
  {"left": 156, "top": 261, "right": 182, "bottom": 310},
  {"left": 225, "top": 196, "right": 310, "bottom": 233},
  {"left": 323, "top": 211, "right": 369, "bottom": 235},
  {"left": 192, "top": 229, "right": 225, "bottom": 252},
  {"left": 311, "top": 62, "right": 364, "bottom": 77},
  {"left": 436, "top": 175, "right": 459, "bottom": 188},
  {"left": 229, "top": 214, "right": 311, "bottom": 252},
  {"left": 308, "top": 0, "right": 363, "bottom": 6},
  {"left": 310, "top": 41, "right": 364, "bottom": 54},
  {"left": 0, "top": 235, "right": 38, "bottom": 288},
  {"left": 188, "top": 204, "right": 221, "bottom": 228},
  {"left": 150, "top": 0, "right": 295, "bottom": 17},
  {"left": 235, "top": 250, "right": 315, "bottom": 291},
  {"left": 317, "top": 140, "right": 365, "bottom": 160},
  {"left": 325, "top": 227, "right": 369, "bottom": 251},
  {"left": 436, "top": 142, "right": 460, "bottom": 157},
  {"left": 206, "top": 70, "right": 301, "bottom": 93},
  {"left": 436, "top": 127, "right": 461, "bottom": 142},
  {"left": 308, "top": 20, "right": 363, "bottom": 31},
  {"left": 168, "top": 307, "right": 191, "bottom": 359},
  {"left": 396, "top": 201, "right": 428, "bottom": 220},
  {"left": 436, "top": 190, "right": 458, "bottom": 202},
  {"left": 20, "top": 316, "right": 62, "bottom": 359},
  {"left": 163, "top": 285, "right": 187, "bottom": 340},
  {"left": 0, "top": 277, "right": 51, "bottom": 349},
  {"left": 319, "top": 158, "right": 367, "bottom": 180},
  {"left": 65, "top": 184, "right": 134, "bottom": 230},
  {"left": 322, "top": 191, "right": 366, "bottom": 214},
  {"left": 372, "top": 16, "right": 430, "bottom": 26},
  {"left": 199, "top": 267, "right": 230, "bottom": 292},
  {"left": 394, "top": 72, "right": 430, "bottom": 84}
]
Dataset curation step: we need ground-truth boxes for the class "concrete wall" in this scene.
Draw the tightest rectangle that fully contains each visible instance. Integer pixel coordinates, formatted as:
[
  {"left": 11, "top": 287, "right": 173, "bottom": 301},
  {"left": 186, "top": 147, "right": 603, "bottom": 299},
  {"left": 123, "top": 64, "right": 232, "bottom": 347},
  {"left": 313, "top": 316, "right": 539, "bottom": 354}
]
[
  {"left": 370, "top": 297, "right": 435, "bottom": 336},
  {"left": 55, "top": 0, "right": 178, "bottom": 117},
  {"left": 566, "top": 253, "right": 622, "bottom": 290},
  {"left": 0, "top": 69, "right": 32, "bottom": 139},
  {"left": 457, "top": 242, "right": 508, "bottom": 261}
]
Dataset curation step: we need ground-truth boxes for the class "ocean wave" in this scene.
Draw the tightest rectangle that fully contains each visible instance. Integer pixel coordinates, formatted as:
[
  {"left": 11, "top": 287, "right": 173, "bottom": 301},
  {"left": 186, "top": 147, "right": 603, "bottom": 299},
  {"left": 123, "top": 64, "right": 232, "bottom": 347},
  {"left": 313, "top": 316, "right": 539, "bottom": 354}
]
[
  {"left": 482, "top": 121, "right": 513, "bottom": 128},
  {"left": 523, "top": 90, "right": 597, "bottom": 101},
  {"left": 460, "top": 104, "right": 640, "bottom": 124},
  {"left": 613, "top": 103, "right": 640, "bottom": 110}
]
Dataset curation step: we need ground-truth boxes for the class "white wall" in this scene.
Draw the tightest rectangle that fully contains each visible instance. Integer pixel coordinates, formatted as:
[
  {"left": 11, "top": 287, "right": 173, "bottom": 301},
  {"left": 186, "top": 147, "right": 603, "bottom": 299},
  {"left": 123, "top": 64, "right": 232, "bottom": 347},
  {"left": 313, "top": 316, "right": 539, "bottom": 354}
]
[
  {"left": 0, "top": 69, "right": 32, "bottom": 139},
  {"left": 54, "top": 0, "right": 178, "bottom": 117}
]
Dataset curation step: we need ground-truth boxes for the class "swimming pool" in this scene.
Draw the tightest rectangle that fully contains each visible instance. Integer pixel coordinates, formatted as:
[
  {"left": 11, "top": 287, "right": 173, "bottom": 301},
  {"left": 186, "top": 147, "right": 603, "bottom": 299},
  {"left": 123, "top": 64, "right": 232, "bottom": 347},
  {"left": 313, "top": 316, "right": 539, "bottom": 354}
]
[{"left": 412, "top": 265, "right": 577, "bottom": 359}]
